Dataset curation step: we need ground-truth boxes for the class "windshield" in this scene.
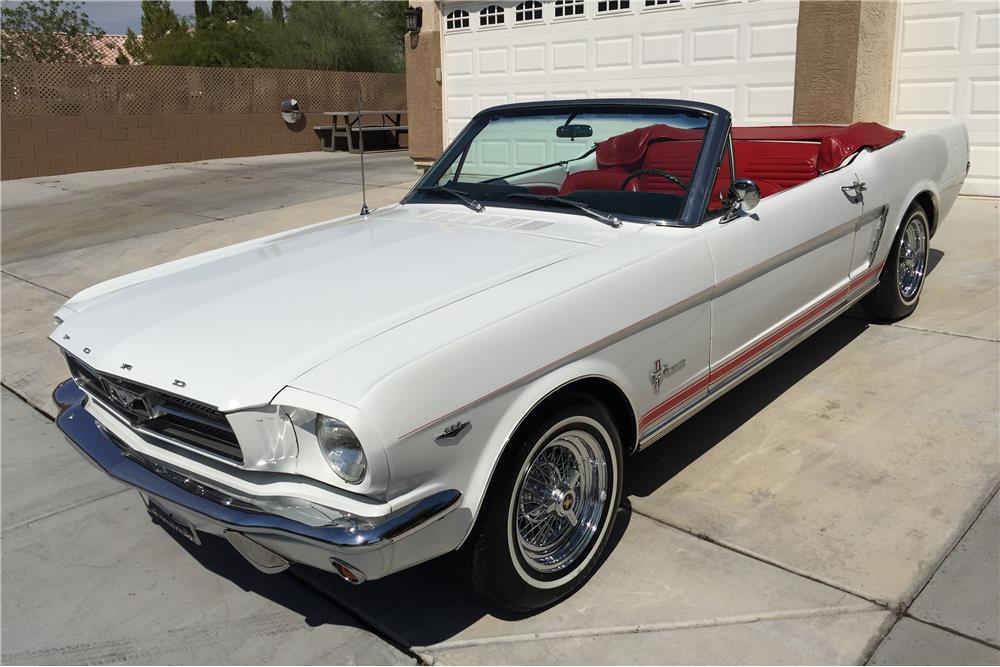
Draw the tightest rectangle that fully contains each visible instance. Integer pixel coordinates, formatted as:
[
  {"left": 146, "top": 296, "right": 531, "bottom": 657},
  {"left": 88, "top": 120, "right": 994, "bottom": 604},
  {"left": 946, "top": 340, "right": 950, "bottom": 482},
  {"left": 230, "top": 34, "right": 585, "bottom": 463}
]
[{"left": 408, "top": 108, "right": 711, "bottom": 224}]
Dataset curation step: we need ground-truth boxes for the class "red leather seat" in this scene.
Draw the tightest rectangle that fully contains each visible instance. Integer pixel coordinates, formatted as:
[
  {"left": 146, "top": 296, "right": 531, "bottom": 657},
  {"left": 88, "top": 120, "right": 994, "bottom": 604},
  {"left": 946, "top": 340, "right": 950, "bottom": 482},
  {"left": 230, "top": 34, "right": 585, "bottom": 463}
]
[
  {"left": 733, "top": 140, "right": 819, "bottom": 190},
  {"left": 558, "top": 122, "right": 903, "bottom": 199},
  {"left": 558, "top": 167, "right": 634, "bottom": 195},
  {"left": 635, "top": 140, "right": 701, "bottom": 194}
]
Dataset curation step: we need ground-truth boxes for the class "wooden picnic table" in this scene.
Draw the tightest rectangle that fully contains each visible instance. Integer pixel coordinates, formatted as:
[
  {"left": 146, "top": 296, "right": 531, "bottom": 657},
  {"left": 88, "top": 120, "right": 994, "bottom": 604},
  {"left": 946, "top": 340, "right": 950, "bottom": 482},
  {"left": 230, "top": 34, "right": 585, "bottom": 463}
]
[{"left": 316, "top": 110, "right": 407, "bottom": 153}]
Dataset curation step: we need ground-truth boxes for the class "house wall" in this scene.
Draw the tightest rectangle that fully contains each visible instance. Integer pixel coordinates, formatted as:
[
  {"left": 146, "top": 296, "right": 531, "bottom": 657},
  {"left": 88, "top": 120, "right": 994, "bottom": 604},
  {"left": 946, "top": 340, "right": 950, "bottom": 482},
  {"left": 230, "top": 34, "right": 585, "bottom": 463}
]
[
  {"left": 792, "top": 0, "right": 898, "bottom": 124},
  {"left": 405, "top": 0, "right": 445, "bottom": 167}
]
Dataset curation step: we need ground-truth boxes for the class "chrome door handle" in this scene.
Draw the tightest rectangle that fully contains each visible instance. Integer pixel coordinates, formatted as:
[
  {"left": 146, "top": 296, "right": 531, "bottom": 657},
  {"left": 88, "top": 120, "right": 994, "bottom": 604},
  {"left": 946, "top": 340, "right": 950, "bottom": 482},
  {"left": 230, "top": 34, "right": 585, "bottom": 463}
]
[{"left": 841, "top": 181, "right": 867, "bottom": 203}]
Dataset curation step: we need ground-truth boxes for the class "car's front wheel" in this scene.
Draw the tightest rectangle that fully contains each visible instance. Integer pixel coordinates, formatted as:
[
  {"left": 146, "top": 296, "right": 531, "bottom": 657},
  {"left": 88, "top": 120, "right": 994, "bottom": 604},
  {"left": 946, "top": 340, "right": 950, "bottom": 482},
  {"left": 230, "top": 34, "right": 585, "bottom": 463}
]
[
  {"left": 862, "top": 203, "right": 931, "bottom": 321},
  {"left": 466, "top": 397, "right": 623, "bottom": 612}
]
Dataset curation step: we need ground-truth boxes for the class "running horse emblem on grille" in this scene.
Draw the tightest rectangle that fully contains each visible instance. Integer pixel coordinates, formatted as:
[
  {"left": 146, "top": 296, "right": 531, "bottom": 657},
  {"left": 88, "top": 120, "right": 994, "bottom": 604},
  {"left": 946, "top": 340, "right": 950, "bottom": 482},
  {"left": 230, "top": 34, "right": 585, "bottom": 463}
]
[{"left": 104, "top": 381, "right": 157, "bottom": 422}]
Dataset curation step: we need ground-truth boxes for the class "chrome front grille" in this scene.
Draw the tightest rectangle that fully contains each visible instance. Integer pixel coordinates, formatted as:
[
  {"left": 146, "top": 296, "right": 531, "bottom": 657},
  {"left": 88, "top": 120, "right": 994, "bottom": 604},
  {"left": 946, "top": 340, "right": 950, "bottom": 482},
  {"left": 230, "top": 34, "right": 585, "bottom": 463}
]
[{"left": 65, "top": 354, "right": 243, "bottom": 464}]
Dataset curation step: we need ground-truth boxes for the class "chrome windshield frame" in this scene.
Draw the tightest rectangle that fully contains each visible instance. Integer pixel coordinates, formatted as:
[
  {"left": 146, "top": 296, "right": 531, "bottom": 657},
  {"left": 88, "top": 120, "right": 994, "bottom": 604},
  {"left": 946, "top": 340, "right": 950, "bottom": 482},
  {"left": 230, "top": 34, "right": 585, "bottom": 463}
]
[{"left": 403, "top": 99, "right": 732, "bottom": 228}]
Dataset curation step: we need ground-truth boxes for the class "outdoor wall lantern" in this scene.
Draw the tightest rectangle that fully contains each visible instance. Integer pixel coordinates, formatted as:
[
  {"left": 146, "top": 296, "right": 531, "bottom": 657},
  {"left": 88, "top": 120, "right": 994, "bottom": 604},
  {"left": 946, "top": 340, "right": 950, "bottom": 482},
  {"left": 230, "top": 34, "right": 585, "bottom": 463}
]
[
  {"left": 405, "top": 6, "right": 422, "bottom": 34},
  {"left": 280, "top": 98, "right": 302, "bottom": 124}
]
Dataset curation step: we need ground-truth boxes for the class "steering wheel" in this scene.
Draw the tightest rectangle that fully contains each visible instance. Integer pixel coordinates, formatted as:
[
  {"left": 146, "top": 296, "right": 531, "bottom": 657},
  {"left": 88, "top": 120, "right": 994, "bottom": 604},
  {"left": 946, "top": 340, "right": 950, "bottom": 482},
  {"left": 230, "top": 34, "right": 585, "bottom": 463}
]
[{"left": 620, "top": 169, "right": 687, "bottom": 192}]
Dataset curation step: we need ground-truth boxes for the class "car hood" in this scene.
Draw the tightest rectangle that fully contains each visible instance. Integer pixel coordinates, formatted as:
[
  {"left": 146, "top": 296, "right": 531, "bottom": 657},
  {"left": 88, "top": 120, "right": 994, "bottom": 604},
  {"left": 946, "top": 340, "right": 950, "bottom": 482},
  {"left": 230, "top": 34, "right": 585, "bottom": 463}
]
[{"left": 52, "top": 204, "right": 622, "bottom": 411}]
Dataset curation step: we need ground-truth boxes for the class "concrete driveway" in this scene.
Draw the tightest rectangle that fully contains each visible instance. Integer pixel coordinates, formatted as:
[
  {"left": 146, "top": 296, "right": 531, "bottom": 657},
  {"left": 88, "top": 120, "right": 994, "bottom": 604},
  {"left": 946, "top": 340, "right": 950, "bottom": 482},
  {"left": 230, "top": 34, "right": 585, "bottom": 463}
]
[{"left": 2, "top": 152, "right": 997, "bottom": 665}]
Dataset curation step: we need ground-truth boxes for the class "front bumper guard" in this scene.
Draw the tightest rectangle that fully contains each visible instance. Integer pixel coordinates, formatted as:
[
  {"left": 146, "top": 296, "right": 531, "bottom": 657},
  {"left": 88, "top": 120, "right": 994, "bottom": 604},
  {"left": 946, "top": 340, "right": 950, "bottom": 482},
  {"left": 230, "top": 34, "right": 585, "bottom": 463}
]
[{"left": 54, "top": 379, "right": 464, "bottom": 580}]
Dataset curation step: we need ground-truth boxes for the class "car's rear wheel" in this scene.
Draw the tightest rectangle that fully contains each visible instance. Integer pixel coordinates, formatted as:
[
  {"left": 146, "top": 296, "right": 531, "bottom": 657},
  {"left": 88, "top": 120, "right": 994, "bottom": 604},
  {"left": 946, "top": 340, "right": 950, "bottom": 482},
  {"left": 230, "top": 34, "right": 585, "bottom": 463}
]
[
  {"left": 862, "top": 204, "right": 930, "bottom": 321},
  {"left": 466, "top": 397, "right": 623, "bottom": 612}
]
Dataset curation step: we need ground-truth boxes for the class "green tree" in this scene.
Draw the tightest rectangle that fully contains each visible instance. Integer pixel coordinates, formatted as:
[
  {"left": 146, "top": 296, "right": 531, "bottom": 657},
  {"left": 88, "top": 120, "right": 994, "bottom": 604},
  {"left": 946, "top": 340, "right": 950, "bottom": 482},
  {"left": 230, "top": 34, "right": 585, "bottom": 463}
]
[
  {"left": 123, "top": 0, "right": 183, "bottom": 64},
  {"left": 273, "top": 1, "right": 405, "bottom": 72},
  {"left": 194, "top": 0, "right": 210, "bottom": 27},
  {"left": 123, "top": 0, "right": 406, "bottom": 72},
  {"left": 139, "top": 6, "right": 275, "bottom": 68},
  {"left": 210, "top": 1, "right": 251, "bottom": 22},
  {"left": 0, "top": 0, "right": 110, "bottom": 64}
]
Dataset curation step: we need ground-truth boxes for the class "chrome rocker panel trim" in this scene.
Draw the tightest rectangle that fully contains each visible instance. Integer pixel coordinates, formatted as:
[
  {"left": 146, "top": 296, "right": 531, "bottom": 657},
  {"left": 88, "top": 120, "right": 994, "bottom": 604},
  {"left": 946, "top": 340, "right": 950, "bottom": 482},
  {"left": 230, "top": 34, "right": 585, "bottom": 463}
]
[{"left": 54, "top": 379, "right": 464, "bottom": 579}]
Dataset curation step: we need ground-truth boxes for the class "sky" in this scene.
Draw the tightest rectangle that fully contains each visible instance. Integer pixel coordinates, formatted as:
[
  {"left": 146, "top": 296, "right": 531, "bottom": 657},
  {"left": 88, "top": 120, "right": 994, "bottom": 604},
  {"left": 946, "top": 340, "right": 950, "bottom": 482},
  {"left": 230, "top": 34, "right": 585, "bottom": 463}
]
[{"left": 4, "top": 1, "right": 275, "bottom": 35}]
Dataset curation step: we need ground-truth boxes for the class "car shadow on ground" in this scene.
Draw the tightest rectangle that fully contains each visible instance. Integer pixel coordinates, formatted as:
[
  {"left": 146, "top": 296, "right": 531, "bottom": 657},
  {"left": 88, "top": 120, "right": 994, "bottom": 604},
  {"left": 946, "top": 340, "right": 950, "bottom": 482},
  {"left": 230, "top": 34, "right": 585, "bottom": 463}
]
[
  {"left": 167, "top": 314, "right": 875, "bottom": 648},
  {"left": 626, "top": 315, "right": 870, "bottom": 498}
]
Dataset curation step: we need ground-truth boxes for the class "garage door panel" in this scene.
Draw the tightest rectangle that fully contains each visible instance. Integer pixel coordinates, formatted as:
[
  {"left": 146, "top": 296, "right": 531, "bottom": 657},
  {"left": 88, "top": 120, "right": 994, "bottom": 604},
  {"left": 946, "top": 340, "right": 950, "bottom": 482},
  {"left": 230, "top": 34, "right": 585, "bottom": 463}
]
[
  {"left": 639, "top": 32, "right": 684, "bottom": 67},
  {"left": 970, "top": 78, "right": 1000, "bottom": 116},
  {"left": 441, "top": 0, "right": 800, "bottom": 144},
  {"left": 745, "top": 83, "right": 795, "bottom": 123},
  {"left": 975, "top": 8, "right": 999, "bottom": 49},
  {"left": 747, "top": 21, "right": 797, "bottom": 60},
  {"left": 513, "top": 44, "right": 547, "bottom": 73},
  {"left": 901, "top": 12, "right": 963, "bottom": 55},
  {"left": 894, "top": 1, "right": 1000, "bottom": 196}
]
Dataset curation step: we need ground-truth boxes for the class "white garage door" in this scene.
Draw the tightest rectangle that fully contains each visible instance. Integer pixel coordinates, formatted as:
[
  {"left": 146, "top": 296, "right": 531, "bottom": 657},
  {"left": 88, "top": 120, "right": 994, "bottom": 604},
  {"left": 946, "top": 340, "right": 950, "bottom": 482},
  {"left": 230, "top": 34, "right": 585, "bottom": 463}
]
[
  {"left": 441, "top": 0, "right": 800, "bottom": 143},
  {"left": 892, "top": 0, "right": 1000, "bottom": 196}
]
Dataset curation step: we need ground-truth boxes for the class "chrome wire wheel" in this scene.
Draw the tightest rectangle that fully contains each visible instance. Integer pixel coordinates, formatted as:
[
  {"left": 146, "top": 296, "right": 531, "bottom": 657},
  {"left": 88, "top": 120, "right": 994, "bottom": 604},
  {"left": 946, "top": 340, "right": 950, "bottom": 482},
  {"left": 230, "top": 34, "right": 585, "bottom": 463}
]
[
  {"left": 897, "top": 211, "right": 928, "bottom": 303},
  {"left": 512, "top": 426, "right": 609, "bottom": 575}
]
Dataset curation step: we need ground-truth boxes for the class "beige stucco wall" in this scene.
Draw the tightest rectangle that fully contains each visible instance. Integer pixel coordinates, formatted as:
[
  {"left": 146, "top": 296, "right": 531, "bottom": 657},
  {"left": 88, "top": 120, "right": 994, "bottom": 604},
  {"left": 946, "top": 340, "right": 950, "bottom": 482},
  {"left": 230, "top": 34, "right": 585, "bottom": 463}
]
[
  {"left": 405, "top": 0, "right": 444, "bottom": 165},
  {"left": 793, "top": 0, "right": 899, "bottom": 124}
]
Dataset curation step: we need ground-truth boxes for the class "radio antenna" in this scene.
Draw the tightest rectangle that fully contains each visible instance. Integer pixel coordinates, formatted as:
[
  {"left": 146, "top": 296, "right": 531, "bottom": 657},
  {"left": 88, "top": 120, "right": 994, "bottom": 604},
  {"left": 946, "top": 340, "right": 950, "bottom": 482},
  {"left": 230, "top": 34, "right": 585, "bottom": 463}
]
[{"left": 357, "top": 88, "right": 369, "bottom": 216}]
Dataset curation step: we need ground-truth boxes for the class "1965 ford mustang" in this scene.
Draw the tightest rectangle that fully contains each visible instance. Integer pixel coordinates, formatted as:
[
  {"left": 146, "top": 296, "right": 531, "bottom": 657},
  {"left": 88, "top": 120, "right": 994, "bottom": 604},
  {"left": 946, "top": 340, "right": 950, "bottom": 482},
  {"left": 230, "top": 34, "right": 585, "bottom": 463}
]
[{"left": 53, "top": 99, "right": 968, "bottom": 611}]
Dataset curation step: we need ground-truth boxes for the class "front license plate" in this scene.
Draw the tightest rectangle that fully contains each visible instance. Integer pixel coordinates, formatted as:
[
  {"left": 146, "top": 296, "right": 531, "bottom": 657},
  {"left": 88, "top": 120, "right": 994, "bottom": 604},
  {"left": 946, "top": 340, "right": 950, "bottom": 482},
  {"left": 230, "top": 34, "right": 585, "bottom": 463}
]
[{"left": 146, "top": 499, "right": 202, "bottom": 545}]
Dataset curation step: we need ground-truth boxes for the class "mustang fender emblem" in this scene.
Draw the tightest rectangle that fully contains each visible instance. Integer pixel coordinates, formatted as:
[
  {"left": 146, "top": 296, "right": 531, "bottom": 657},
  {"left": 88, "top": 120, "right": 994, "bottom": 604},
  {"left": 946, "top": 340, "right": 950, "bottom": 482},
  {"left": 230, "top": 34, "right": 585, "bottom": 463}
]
[
  {"left": 435, "top": 420, "right": 471, "bottom": 444},
  {"left": 649, "top": 358, "right": 686, "bottom": 393}
]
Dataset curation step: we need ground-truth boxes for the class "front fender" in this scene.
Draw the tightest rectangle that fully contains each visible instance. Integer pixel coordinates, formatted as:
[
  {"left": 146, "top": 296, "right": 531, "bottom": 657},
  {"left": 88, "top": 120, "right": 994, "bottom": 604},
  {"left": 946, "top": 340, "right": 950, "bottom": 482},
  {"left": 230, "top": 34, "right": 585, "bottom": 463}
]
[{"left": 454, "top": 358, "right": 637, "bottom": 544}]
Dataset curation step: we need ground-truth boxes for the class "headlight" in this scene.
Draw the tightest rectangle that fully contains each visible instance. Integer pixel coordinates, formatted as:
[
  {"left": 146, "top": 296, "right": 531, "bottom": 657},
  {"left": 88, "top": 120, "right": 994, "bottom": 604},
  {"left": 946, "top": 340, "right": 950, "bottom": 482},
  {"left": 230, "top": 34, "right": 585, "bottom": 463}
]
[{"left": 316, "top": 415, "right": 367, "bottom": 484}]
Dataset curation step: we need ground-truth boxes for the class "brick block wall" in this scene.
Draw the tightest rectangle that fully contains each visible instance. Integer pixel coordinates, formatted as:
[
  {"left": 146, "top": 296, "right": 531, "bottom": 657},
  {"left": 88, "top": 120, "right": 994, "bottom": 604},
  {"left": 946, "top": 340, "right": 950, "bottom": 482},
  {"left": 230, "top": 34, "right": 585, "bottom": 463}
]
[{"left": 1, "top": 111, "right": 337, "bottom": 180}]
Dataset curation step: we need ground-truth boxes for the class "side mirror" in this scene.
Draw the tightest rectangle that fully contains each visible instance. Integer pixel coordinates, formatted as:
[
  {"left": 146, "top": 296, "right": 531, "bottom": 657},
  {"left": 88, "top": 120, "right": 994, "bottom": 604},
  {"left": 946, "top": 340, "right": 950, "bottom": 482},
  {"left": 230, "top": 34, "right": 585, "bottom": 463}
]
[
  {"left": 722, "top": 179, "right": 761, "bottom": 222},
  {"left": 731, "top": 179, "right": 760, "bottom": 211}
]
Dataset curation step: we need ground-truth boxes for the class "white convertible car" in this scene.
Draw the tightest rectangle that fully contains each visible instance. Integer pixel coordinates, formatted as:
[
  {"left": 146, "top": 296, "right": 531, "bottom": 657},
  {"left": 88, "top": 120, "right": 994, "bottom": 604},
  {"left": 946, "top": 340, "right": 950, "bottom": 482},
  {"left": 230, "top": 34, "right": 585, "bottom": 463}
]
[{"left": 53, "top": 100, "right": 968, "bottom": 611}]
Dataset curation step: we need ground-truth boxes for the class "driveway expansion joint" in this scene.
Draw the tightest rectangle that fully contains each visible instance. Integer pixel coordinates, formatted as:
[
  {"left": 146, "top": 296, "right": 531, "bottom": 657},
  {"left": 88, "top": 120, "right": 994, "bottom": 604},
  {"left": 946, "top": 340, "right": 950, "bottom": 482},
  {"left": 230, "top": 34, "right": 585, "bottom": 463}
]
[
  {"left": 287, "top": 569, "right": 423, "bottom": 664},
  {"left": 412, "top": 603, "right": 882, "bottom": 654},
  {"left": 630, "top": 507, "right": 896, "bottom": 609},
  {"left": 889, "top": 322, "right": 1000, "bottom": 343},
  {"left": 2, "top": 488, "right": 132, "bottom": 535},
  {"left": 1, "top": 269, "right": 70, "bottom": 299},
  {"left": 1, "top": 381, "right": 58, "bottom": 420}
]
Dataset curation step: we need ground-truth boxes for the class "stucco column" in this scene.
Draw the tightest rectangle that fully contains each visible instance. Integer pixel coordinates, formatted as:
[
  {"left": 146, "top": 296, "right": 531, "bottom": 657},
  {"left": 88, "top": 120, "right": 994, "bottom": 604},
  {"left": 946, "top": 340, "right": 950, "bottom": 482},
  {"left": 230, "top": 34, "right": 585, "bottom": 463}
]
[
  {"left": 793, "top": 0, "right": 899, "bottom": 124},
  {"left": 405, "top": 0, "right": 444, "bottom": 168}
]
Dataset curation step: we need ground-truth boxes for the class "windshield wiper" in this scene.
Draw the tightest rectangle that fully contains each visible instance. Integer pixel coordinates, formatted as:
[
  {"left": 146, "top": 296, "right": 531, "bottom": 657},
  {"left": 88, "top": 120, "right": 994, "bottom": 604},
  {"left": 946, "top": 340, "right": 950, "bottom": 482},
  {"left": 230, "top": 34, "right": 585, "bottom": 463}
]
[
  {"left": 414, "top": 185, "right": 484, "bottom": 212},
  {"left": 501, "top": 193, "right": 622, "bottom": 228}
]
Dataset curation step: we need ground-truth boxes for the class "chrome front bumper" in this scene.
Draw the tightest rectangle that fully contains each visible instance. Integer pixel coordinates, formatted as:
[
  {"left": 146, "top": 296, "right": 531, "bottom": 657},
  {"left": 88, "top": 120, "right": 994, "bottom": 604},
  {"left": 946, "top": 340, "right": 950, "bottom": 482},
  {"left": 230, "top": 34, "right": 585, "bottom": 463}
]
[{"left": 54, "top": 379, "right": 469, "bottom": 581}]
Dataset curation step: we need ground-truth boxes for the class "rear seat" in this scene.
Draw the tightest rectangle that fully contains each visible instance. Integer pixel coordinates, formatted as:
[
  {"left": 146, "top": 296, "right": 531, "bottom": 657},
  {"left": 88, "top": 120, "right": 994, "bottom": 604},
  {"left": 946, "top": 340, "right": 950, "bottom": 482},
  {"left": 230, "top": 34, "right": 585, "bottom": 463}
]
[
  {"left": 560, "top": 125, "right": 827, "bottom": 199},
  {"left": 589, "top": 138, "right": 817, "bottom": 199},
  {"left": 733, "top": 140, "right": 819, "bottom": 191}
]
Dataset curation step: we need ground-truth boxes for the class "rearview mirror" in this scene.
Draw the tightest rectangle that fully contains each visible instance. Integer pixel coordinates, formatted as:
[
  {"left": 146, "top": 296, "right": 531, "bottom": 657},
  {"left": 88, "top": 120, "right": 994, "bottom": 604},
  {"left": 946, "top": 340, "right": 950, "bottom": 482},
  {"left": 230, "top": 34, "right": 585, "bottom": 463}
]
[{"left": 556, "top": 124, "right": 593, "bottom": 139}]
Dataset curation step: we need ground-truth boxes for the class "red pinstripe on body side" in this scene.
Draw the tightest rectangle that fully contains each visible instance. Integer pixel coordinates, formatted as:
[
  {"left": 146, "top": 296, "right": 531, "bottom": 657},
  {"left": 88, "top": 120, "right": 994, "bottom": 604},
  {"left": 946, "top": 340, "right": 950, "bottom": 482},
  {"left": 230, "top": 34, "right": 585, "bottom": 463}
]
[{"left": 638, "top": 262, "right": 884, "bottom": 433}]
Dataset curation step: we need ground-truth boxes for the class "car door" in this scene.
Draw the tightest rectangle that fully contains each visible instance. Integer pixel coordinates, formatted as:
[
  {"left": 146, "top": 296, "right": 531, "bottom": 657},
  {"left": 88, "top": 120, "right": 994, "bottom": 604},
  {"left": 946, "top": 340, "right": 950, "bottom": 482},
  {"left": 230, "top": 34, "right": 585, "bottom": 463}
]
[
  {"left": 844, "top": 151, "right": 891, "bottom": 282},
  {"left": 702, "top": 158, "right": 864, "bottom": 394}
]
